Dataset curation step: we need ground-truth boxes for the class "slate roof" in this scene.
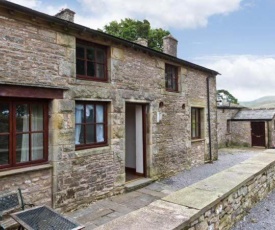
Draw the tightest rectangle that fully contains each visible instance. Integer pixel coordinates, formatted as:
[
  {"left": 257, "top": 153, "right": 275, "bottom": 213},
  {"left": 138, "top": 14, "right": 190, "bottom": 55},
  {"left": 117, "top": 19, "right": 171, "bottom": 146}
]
[{"left": 232, "top": 109, "right": 275, "bottom": 121}]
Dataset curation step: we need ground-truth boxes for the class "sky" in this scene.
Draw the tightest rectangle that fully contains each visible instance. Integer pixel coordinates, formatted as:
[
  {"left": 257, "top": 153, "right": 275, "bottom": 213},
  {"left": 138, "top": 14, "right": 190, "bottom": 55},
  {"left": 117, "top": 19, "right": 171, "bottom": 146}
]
[{"left": 9, "top": 0, "right": 275, "bottom": 101}]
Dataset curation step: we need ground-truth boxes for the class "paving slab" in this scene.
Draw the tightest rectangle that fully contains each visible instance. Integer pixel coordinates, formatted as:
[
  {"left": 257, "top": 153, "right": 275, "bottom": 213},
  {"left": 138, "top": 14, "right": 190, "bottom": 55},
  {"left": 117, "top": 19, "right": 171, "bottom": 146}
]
[
  {"left": 76, "top": 208, "right": 113, "bottom": 223},
  {"left": 96, "top": 200, "right": 133, "bottom": 214},
  {"left": 137, "top": 187, "right": 167, "bottom": 198},
  {"left": 240, "top": 151, "right": 275, "bottom": 166},
  {"left": 94, "top": 200, "right": 199, "bottom": 230},
  {"left": 162, "top": 186, "right": 222, "bottom": 211}
]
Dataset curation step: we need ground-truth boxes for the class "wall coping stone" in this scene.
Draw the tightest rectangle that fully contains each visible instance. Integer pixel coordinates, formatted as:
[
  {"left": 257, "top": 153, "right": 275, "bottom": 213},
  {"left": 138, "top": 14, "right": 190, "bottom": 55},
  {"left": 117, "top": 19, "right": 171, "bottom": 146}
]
[{"left": 94, "top": 150, "right": 275, "bottom": 230}]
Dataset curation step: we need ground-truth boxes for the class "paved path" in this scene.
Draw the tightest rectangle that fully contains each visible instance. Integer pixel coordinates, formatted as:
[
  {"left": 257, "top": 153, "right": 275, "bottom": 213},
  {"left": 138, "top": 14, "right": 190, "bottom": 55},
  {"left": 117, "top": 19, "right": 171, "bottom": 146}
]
[{"left": 68, "top": 148, "right": 262, "bottom": 229}]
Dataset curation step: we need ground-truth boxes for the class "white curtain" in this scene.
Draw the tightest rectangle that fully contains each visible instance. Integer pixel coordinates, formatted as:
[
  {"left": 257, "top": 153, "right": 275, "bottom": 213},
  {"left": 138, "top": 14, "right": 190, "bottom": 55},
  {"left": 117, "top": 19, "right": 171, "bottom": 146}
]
[
  {"left": 20, "top": 108, "right": 29, "bottom": 162},
  {"left": 20, "top": 104, "right": 43, "bottom": 162},
  {"left": 31, "top": 105, "right": 43, "bottom": 160},
  {"left": 96, "top": 105, "right": 104, "bottom": 142},
  {"left": 75, "top": 104, "right": 84, "bottom": 144}
]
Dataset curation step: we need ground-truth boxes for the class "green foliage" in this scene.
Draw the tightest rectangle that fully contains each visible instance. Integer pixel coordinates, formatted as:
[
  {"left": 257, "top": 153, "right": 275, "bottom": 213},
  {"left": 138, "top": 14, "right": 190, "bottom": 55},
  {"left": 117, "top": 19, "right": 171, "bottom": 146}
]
[
  {"left": 217, "top": 89, "right": 239, "bottom": 104},
  {"left": 100, "top": 18, "right": 170, "bottom": 51}
]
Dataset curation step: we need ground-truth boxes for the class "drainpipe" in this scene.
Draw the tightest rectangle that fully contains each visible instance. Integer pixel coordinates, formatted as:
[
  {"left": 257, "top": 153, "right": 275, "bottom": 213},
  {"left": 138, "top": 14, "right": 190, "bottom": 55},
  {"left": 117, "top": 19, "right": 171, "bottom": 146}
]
[
  {"left": 206, "top": 76, "right": 212, "bottom": 162},
  {"left": 267, "top": 121, "right": 270, "bottom": 148}
]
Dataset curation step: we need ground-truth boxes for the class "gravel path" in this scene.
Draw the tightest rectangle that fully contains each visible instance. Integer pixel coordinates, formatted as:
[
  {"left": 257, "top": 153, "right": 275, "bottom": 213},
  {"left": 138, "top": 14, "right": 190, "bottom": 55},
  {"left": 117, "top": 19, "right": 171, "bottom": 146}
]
[{"left": 232, "top": 188, "right": 275, "bottom": 230}]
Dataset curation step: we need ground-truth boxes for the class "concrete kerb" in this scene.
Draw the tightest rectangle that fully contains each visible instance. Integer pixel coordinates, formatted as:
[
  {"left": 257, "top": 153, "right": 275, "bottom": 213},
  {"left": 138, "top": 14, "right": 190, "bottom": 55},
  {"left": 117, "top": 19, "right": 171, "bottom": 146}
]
[{"left": 95, "top": 150, "right": 275, "bottom": 230}]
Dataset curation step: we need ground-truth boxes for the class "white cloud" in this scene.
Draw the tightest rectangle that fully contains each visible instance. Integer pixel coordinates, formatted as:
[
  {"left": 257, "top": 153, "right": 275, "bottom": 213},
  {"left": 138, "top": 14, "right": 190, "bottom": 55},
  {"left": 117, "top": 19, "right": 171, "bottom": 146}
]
[
  {"left": 8, "top": 0, "right": 41, "bottom": 8},
  {"left": 195, "top": 55, "right": 275, "bottom": 101},
  {"left": 75, "top": 0, "right": 243, "bottom": 29},
  {"left": 7, "top": 0, "right": 244, "bottom": 29}
]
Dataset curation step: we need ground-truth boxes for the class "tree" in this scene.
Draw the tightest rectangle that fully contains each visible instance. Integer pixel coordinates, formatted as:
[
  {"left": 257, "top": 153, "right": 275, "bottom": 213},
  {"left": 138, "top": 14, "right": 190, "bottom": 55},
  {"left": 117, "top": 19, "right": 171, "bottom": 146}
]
[
  {"left": 100, "top": 18, "right": 170, "bottom": 51},
  {"left": 217, "top": 89, "right": 239, "bottom": 105}
]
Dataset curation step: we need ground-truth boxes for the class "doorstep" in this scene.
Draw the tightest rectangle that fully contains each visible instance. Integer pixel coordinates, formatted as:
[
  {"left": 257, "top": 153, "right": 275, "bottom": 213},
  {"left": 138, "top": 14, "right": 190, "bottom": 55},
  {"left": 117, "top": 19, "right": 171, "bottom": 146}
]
[{"left": 125, "top": 178, "right": 154, "bottom": 192}]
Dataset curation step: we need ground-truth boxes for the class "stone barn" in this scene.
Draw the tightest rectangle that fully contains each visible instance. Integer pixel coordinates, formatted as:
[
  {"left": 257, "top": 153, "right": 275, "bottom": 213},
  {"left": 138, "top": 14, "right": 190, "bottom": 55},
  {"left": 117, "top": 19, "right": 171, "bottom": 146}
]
[
  {"left": 218, "top": 106, "right": 275, "bottom": 148},
  {"left": 0, "top": 1, "right": 219, "bottom": 212}
]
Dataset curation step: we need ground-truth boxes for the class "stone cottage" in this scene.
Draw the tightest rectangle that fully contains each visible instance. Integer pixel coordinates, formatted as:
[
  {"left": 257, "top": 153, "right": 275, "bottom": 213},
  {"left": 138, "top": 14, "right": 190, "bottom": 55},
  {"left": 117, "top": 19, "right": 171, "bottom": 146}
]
[
  {"left": 0, "top": 1, "right": 219, "bottom": 212},
  {"left": 217, "top": 105, "right": 275, "bottom": 148}
]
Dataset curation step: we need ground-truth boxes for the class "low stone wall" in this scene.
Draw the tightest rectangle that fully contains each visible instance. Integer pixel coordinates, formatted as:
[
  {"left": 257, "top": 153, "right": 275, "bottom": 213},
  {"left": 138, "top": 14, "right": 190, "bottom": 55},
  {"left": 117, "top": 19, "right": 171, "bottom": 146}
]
[{"left": 95, "top": 149, "right": 275, "bottom": 230}]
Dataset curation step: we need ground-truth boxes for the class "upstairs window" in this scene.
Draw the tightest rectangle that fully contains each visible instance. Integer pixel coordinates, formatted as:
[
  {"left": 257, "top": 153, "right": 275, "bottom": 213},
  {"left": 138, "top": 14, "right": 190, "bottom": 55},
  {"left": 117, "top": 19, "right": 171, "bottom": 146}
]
[
  {"left": 75, "top": 102, "right": 108, "bottom": 150},
  {"left": 0, "top": 100, "right": 48, "bottom": 170},
  {"left": 165, "top": 64, "right": 178, "bottom": 92},
  {"left": 191, "top": 108, "right": 202, "bottom": 139},
  {"left": 76, "top": 40, "right": 107, "bottom": 81}
]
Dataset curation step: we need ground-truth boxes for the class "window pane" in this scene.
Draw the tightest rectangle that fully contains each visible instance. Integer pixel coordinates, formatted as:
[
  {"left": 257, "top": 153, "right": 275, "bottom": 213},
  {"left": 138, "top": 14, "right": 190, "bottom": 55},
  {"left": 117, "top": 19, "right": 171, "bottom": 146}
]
[
  {"left": 96, "top": 64, "right": 105, "bottom": 78},
  {"left": 0, "top": 135, "right": 9, "bottom": 165},
  {"left": 87, "top": 62, "right": 95, "bottom": 77},
  {"left": 16, "top": 133, "right": 29, "bottom": 162},
  {"left": 86, "top": 125, "right": 95, "bottom": 143},
  {"left": 16, "top": 104, "right": 29, "bottom": 132},
  {"left": 76, "top": 46, "right": 85, "bottom": 58},
  {"left": 96, "top": 124, "right": 104, "bottom": 142},
  {"left": 87, "top": 48, "right": 95, "bottom": 61},
  {"left": 78, "top": 125, "right": 85, "bottom": 144},
  {"left": 96, "top": 49, "right": 105, "bottom": 63},
  {"left": 31, "top": 104, "right": 43, "bottom": 131},
  {"left": 75, "top": 124, "right": 84, "bottom": 144},
  {"left": 76, "top": 59, "right": 85, "bottom": 75},
  {"left": 96, "top": 105, "right": 104, "bottom": 122},
  {"left": 0, "top": 103, "right": 9, "bottom": 133},
  {"left": 75, "top": 104, "right": 84, "bottom": 124},
  {"left": 86, "top": 105, "right": 94, "bottom": 122},
  {"left": 32, "top": 133, "right": 43, "bottom": 160}
]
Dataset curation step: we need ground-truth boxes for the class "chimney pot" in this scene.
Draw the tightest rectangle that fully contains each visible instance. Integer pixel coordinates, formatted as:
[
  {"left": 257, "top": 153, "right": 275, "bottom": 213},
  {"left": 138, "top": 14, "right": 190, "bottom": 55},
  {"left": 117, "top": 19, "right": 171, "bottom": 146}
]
[
  {"left": 163, "top": 34, "right": 178, "bottom": 57},
  {"left": 134, "top": 38, "right": 148, "bottom": 47},
  {"left": 55, "top": 8, "right": 75, "bottom": 22}
]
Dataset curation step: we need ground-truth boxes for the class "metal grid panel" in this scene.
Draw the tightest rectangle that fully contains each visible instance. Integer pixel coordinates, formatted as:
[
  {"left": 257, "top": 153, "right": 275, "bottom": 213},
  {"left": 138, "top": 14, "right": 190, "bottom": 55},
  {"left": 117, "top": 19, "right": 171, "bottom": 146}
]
[
  {"left": 0, "top": 193, "right": 20, "bottom": 212},
  {"left": 15, "top": 206, "right": 79, "bottom": 230}
]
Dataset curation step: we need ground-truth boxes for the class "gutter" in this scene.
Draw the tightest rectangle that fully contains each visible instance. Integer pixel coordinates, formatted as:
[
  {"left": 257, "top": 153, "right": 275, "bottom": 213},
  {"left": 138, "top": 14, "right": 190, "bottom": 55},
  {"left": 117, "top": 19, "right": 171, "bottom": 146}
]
[{"left": 206, "top": 76, "right": 212, "bottom": 162}]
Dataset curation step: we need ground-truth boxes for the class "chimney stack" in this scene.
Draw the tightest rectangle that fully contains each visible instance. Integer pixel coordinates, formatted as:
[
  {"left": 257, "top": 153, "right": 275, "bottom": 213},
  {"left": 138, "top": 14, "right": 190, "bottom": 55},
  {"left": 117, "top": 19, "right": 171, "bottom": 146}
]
[
  {"left": 163, "top": 34, "right": 178, "bottom": 57},
  {"left": 55, "top": 8, "right": 75, "bottom": 22},
  {"left": 134, "top": 38, "right": 148, "bottom": 47}
]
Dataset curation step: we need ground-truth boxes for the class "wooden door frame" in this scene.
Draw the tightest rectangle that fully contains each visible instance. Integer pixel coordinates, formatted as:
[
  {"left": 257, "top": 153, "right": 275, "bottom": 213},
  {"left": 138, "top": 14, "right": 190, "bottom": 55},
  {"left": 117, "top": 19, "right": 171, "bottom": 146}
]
[
  {"left": 125, "top": 102, "right": 147, "bottom": 177},
  {"left": 251, "top": 121, "right": 266, "bottom": 147}
]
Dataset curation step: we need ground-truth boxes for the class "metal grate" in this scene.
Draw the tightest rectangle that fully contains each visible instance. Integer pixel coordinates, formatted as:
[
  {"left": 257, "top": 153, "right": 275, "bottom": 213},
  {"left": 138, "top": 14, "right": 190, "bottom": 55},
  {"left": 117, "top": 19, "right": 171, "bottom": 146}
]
[
  {"left": 15, "top": 206, "right": 78, "bottom": 230},
  {"left": 0, "top": 193, "right": 20, "bottom": 212}
]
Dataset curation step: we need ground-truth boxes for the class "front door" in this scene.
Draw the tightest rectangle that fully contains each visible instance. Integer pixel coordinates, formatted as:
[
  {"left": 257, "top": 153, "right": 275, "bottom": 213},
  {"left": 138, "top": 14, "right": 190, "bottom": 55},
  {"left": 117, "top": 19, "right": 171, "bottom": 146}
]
[
  {"left": 251, "top": 122, "right": 266, "bottom": 147},
  {"left": 125, "top": 103, "right": 146, "bottom": 181}
]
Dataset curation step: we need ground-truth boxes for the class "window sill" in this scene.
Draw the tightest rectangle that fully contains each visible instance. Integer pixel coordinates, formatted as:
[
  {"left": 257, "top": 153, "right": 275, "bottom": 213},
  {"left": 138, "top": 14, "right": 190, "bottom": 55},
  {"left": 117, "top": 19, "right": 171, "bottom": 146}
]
[
  {"left": 75, "top": 145, "right": 111, "bottom": 157},
  {"left": 165, "top": 89, "right": 179, "bottom": 93},
  {"left": 0, "top": 164, "right": 52, "bottom": 178},
  {"left": 191, "top": 138, "right": 205, "bottom": 143}
]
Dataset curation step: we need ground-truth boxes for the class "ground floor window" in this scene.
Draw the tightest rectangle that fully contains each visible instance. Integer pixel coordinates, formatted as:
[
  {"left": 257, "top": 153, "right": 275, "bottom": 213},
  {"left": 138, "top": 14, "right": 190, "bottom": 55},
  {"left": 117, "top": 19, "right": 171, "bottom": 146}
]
[
  {"left": 191, "top": 107, "right": 202, "bottom": 139},
  {"left": 75, "top": 101, "right": 107, "bottom": 150},
  {"left": 0, "top": 99, "right": 48, "bottom": 169}
]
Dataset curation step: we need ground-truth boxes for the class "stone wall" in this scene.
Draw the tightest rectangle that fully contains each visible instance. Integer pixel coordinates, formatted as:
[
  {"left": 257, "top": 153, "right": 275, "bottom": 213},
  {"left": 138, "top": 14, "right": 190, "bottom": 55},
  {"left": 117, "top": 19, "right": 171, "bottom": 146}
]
[
  {"left": 231, "top": 121, "right": 251, "bottom": 147},
  {"left": 94, "top": 150, "right": 275, "bottom": 230},
  {"left": 186, "top": 154, "right": 275, "bottom": 230},
  {"left": 0, "top": 7, "right": 218, "bottom": 212},
  {"left": 217, "top": 108, "right": 240, "bottom": 148},
  {"left": 0, "top": 167, "right": 52, "bottom": 206},
  {"left": 268, "top": 119, "right": 275, "bottom": 148}
]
